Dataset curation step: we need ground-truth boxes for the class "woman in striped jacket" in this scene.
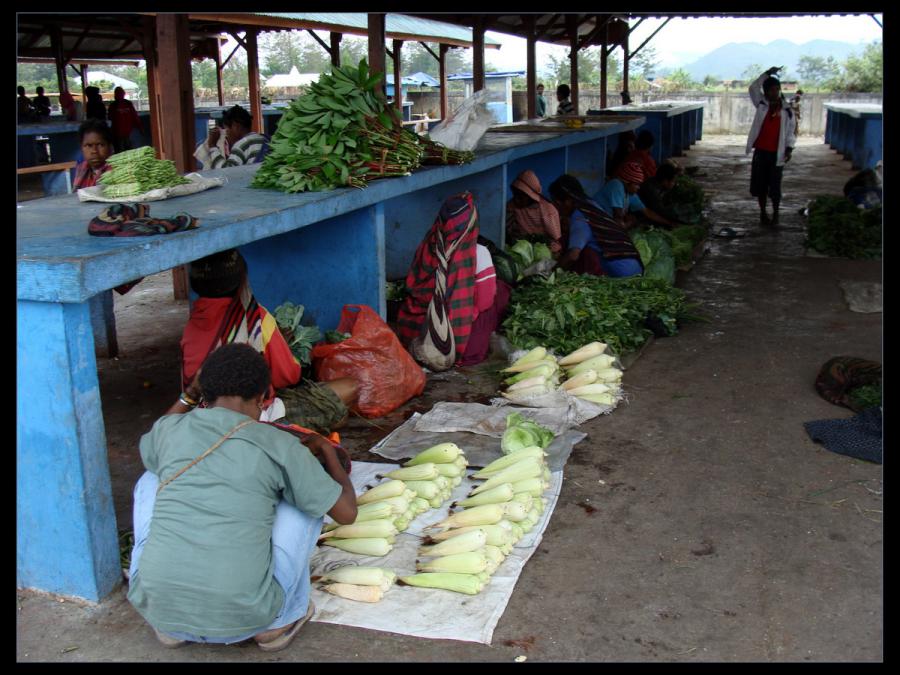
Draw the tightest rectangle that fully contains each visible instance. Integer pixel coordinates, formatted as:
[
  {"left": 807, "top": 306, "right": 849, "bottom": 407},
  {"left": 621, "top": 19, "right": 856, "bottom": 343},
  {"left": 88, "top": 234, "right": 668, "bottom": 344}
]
[{"left": 195, "top": 105, "right": 269, "bottom": 169}]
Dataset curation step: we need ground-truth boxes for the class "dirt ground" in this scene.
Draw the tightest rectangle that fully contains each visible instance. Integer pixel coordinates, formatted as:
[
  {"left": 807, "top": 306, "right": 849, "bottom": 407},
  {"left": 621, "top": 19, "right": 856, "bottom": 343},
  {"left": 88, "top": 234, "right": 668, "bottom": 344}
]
[{"left": 17, "top": 135, "right": 882, "bottom": 662}]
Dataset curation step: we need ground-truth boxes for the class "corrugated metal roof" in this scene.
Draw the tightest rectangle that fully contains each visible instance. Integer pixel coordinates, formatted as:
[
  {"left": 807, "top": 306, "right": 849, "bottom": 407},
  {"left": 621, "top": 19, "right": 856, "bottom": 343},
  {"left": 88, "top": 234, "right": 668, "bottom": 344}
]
[{"left": 254, "top": 13, "right": 502, "bottom": 47}]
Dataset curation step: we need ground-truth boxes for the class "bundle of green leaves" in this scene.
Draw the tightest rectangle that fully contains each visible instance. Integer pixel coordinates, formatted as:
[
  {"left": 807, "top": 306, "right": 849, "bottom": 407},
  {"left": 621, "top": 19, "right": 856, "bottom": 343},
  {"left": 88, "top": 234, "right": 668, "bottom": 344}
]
[
  {"left": 500, "top": 412, "right": 555, "bottom": 455},
  {"left": 804, "top": 196, "right": 882, "bottom": 259},
  {"left": 273, "top": 301, "right": 322, "bottom": 366},
  {"left": 661, "top": 175, "right": 707, "bottom": 225},
  {"left": 630, "top": 229, "right": 676, "bottom": 284},
  {"left": 501, "top": 270, "right": 694, "bottom": 356}
]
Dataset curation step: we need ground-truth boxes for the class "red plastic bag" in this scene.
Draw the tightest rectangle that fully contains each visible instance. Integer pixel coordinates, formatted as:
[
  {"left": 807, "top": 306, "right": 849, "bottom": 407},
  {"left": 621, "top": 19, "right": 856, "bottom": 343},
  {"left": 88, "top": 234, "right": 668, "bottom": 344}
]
[{"left": 312, "top": 305, "right": 426, "bottom": 418}]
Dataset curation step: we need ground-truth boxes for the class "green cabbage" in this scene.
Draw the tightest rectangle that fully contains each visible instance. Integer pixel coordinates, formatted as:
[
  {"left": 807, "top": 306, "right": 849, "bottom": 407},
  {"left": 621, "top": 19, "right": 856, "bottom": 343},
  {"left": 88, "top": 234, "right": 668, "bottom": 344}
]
[
  {"left": 500, "top": 412, "right": 555, "bottom": 455},
  {"left": 508, "top": 239, "right": 535, "bottom": 268},
  {"left": 532, "top": 242, "right": 553, "bottom": 262}
]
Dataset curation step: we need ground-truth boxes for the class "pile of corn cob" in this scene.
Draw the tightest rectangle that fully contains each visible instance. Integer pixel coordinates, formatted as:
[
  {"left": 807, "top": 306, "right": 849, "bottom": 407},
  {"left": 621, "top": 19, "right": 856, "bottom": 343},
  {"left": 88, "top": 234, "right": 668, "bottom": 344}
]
[
  {"left": 398, "top": 443, "right": 553, "bottom": 595},
  {"left": 316, "top": 443, "right": 467, "bottom": 601},
  {"left": 499, "top": 343, "right": 624, "bottom": 406},
  {"left": 98, "top": 146, "right": 189, "bottom": 198}
]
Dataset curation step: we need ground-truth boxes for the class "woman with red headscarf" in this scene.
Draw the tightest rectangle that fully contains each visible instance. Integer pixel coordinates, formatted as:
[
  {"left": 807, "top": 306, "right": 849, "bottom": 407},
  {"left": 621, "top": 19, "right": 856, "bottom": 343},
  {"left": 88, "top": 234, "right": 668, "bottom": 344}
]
[
  {"left": 107, "top": 86, "right": 143, "bottom": 153},
  {"left": 505, "top": 169, "right": 563, "bottom": 254}
]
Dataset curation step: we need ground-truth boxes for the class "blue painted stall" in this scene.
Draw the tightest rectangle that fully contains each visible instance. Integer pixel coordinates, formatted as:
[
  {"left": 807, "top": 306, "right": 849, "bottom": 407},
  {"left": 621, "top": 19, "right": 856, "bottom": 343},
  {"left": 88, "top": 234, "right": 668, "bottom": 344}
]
[
  {"left": 823, "top": 103, "right": 882, "bottom": 170},
  {"left": 17, "top": 115, "right": 643, "bottom": 600},
  {"left": 590, "top": 101, "right": 705, "bottom": 166}
]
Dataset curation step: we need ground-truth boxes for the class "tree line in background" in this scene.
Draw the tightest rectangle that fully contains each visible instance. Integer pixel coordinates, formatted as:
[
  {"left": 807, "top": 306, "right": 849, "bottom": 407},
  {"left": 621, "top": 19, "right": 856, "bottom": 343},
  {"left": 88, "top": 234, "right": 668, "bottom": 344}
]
[{"left": 17, "top": 34, "right": 881, "bottom": 101}]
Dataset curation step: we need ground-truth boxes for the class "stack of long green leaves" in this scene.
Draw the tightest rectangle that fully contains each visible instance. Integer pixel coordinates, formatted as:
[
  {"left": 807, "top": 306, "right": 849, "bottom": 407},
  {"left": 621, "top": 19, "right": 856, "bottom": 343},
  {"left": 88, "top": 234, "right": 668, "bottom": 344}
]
[
  {"left": 98, "top": 146, "right": 190, "bottom": 198},
  {"left": 662, "top": 175, "right": 707, "bottom": 225},
  {"left": 251, "top": 59, "right": 473, "bottom": 193},
  {"left": 502, "top": 270, "right": 693, "bottom": 356},
  {"left": 804, "top": 195, "right": 882, "bottom": 259}
]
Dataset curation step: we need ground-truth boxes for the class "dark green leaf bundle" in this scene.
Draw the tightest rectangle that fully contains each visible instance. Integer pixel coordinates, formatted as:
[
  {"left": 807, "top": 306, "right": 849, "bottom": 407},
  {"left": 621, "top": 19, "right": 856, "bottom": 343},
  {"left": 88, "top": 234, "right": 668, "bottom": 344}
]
[
  {"left": 661, "top": 175, "right": 707, "bottom": 225},
  {"left": 804, "top": 195, "right": 882, "bottom": 259},
  {"left": 501, "top": 270, "right": 693, "bottom": 356}
]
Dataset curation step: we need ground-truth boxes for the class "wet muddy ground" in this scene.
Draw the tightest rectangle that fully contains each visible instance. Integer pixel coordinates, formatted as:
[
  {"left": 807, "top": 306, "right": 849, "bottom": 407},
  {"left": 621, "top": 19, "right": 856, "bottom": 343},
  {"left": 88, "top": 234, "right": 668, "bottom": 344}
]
[{"left": 18, "top": 134, "right": 882, "bottom": 662}]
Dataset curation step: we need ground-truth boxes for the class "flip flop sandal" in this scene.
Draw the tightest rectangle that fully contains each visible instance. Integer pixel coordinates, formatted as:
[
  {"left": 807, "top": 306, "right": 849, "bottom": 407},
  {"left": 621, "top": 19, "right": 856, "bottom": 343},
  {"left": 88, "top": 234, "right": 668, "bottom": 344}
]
[
  {"left": 154, "top": 628, "right": 188, "bottom": 649},
  {"left": 256, "top": 601, "right": 316, "bottom": 653}
]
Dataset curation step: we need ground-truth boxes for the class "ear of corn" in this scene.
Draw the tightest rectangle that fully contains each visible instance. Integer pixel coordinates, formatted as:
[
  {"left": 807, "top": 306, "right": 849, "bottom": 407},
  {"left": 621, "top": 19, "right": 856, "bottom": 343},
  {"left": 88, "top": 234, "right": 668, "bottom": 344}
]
[
  {"left": 500, "top": 501, "right": 529, "bottom": 522},
  {"left": 416, "top": 551, "right": 488, "bottom": 574},
  {"left": 453, "top": 456, "right": 469, "bottom": 470},
  {"left": 423, "top": 524, "right": 512, "bottom": 547},
  {"left": 483, "top": 545, "right": 506, "bottom": 573},
  {"left": 566, "top": 354, "right": 617, "bottom": 377},
  {"left": 594, "top": 367, "right": 624, "bottom": 383},
  {"left": 504, "top": 363, "right": 556, "bottom": 386},
  {"left": 435, "top": 462, "right": 463, "bottom": 478},
  {"left": 320, "top": 519, "right": 398, "bottom": 540},
  {"left": 455, "top": 483, "right": 515, "bottom": 508},
  {"left": 398, "top": 573, "right": 484, "bottom": 595},
  {"left": 502, "top": 346, "right": 546, "bottom": 372},
  {"left": 322, "top": 537, "right": 392, "bottom": 557},
  {"left": 427, "top": 504, "right": 505, "bottom": 531},
  {"left": 506, "top": 374, "right": 551, "bottom": 392},
  {"left": 403, "top": 442, "right": 462, "bottom": 467},
  {"left": 470, "top": 458, "right": 544, "bottom": 495},
  {"left": 542, "top": 466, "right": 551, "bottom": 482},
  {"left": 561, "top": 370, "right": 598, "bottom": 390},
  {"left": 450, "top": 475, "right": 463, "bottom": 487},
  {"left": 402, "top": 480, "right": 440, "bottom": 500},
  {"left": 412, "top": 497, "right": 431, "bottom": 514},
  {"left": 384, "top": 463, "right": 439, "bottom": 481},
  {"left": 393, "top": 515, "right": 410, "bottom": 531},
  {"left": 357, "top": 480, "right": 406, "bottom": 505},
  {"left": 353, "top": 500, "right": 396, "bottom": 522},
  {"left": 475, "top": 571, "right": 491, "bottom": 584},
  {"left": 318, "top": 566, "right": 394, "bottom": 587},
  {"left": 509, "top": 522, "right": 525, "bottom": 541},
  {"left": 418, "top": 528, "right": 487, "bottom": 556},
  {"left": 567, "top": 383, "right": 613, "bottom": 396},
  {"left": 557, "top": 341, "right": 607, "bottom": 366},
  {"left": 321, "top": 582, "right": 384, "bottom": 603},
  {"left": 500, "top": 383, "right": 552, "bottom": 401},
  {"left": 471, "top": 447, "right": 545, "bottom": 478},
  {"left": 510, "top": 477, "right": 549, "bottom": 497},
  {"left": 576, "top": 392, "right": 618, "bottom": 405},
  {"left": 370, "top": 495, "right": 411, "bottom": 515},
  {"left": 433, "top": 475, "right": 451, "bottom": 491}
]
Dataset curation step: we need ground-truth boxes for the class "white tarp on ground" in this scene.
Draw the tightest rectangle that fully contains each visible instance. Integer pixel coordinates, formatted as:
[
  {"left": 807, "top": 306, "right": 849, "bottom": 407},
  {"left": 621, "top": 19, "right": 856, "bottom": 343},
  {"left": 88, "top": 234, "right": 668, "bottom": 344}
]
[
  {"left": 309, "top": 461, "right": 563, "bottom": 644},
  {"left": 838, "top": 280, "right": 882, "bottom": 313}
]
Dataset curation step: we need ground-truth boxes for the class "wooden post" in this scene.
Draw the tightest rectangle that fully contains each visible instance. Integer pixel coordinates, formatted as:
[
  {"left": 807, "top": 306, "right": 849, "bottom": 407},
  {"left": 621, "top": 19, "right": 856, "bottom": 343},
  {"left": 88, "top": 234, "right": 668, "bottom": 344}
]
[
  {"left": 215, "top": 39, "right": 225, "bottom": 106},
  {"left": 439, "top": 43, "right": 449, "bottom": 119},
  {"left": 622, "top": 24, "right": 629, "bottom": 101},
  {"left": 142, "top": 17, "right": 163, "bottom": 154},
  {"left": 330, "top": 32, "right": 342, "bottom": 67},
  {"left": 368, "top": 13, "right": 387, "bottom": 99},
  {"left": 472, "top": 18, "right": 485, "bottom": 93},
  {"left": 80, "top": 65, "right": 88, "bottom": 98},
  {"left": 600, "top": 21, "right": 609, "bottom": 109},
  {"left": 526, "top": 18, "right": 537, "bottom": 120},
  {"left": 246, "top": 29, "right": 263, "bottom": 134},
  {"left": 155, "top": 14, "right": 195, "bottom": 300},
  {"left": 50, "top": 25, "right": 68, "bottom": 97},
  {"left": 393, "top": 39, "right": 404, "bottom": 113},
  {"left": 568, "top": 15, "right": 579, "bottom": 114}
]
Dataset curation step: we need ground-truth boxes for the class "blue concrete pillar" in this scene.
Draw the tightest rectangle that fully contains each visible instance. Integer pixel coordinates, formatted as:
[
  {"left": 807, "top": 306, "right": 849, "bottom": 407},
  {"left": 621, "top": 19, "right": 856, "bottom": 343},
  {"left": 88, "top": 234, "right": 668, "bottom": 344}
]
[
  {"left": 17, "top": 300, "right": 121, "bottom": 601},
  {"left": 241, "top": 204, "right": 386, "bottom": 329}
]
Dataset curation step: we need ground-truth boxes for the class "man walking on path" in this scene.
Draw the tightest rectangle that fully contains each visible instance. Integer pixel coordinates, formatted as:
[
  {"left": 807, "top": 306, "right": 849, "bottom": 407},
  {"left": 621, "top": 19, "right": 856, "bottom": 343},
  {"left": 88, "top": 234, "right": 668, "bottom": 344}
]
[{"left": 746, "top": 66, "right": 796, "bottom": 226}]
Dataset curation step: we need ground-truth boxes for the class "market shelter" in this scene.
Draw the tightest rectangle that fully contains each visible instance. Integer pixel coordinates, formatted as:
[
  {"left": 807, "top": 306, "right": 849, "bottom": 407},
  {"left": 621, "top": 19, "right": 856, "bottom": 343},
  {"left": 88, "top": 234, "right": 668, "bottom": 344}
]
[{"left": 16, "top": 116, "right": 642, "bottom": 601}]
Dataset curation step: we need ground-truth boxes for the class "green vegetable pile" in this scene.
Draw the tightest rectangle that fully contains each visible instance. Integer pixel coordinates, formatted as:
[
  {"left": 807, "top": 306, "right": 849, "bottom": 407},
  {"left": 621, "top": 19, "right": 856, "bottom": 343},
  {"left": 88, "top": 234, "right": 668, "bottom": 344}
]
[
  {"left": 501, "top": 412, "right": 555, "bottom": 455},
  {"left": 502, "top": 270, "right": 693, "bottom": 356},
  {"left": 273, "top": 301, "right": 323, "bottom": 367},
  {"left": 630, "top": 228, "right": 675, "bottom": 284},
  {"left": 804, "top": 195, "right": 882, "bottom": 259},
  {"left": 385, "top": 280, "right": 408, "bottom": 302},
  {"left": 661, "top": 175, "right": 707, "bottom": 225},
  {"left": 251, "top": 59, "right": 473, "bottom": 193},
  {"left": 324, "top": 329, "right": 351, "bottom": 344},
  {"left": 99, "top": 146, "right": 189, "bottom": 198},
  {"left": 848, "top": 382, "right": 881, "bottom": 410}
]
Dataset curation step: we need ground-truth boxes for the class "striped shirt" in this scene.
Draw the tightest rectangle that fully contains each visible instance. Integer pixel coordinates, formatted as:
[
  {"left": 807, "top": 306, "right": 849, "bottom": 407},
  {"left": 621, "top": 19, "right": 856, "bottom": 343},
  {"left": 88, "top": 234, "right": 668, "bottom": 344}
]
[
  {"left": 201, "top": 133, "right": 269, "bottom": 169},
  {"left": 557, "top": 99, "right": 575, "bottom": 115}
]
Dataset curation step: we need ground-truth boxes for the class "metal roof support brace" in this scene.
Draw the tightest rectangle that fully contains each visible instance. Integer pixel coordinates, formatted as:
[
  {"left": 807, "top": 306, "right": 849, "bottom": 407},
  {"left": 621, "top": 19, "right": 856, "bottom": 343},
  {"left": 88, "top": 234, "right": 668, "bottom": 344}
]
[
  {"left": 871, "top": 14, "right": 882, "bottom": 28},
  {"left": 628, "top": 17, "right": 671, "bottom": 61}
]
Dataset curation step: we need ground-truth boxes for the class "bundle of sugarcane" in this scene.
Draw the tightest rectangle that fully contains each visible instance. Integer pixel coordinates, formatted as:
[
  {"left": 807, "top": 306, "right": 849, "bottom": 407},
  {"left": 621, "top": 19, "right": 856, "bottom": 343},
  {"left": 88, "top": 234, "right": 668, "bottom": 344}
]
[{"left": 99, "top": 146, "right": 189, "bottom": 198}]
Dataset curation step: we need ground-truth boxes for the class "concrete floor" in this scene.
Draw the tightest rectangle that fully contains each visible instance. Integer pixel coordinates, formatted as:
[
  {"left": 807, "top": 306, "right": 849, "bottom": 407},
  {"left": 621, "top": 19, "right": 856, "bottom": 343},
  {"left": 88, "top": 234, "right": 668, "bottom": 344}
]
[{"left": 17, "top": 135, "right": 882, "bottom": 662}]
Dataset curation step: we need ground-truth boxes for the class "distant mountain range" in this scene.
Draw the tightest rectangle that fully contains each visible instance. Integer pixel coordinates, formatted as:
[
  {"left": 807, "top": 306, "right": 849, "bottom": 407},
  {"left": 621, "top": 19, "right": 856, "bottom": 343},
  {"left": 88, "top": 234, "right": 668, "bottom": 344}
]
[{"left": 656, "top": 39, "right": 869, "bottom": 81}]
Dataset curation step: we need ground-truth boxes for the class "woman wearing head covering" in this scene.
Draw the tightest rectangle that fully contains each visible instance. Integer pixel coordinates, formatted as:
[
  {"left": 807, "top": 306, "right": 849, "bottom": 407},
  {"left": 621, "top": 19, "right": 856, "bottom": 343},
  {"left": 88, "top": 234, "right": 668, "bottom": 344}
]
[
  {"left": 107, "top": 86, "right": 143, "bottom": 153},
  {"left": 505, "top": 169, "right": 563, "bottom": 254},
  {"left": 550, "top": 174, "right": 643, "bottom": 278},
  {"left": 180, "top": 249, "right": 358, "bottom": 436},
  {"left": 625, "top": 130, "right": 658, "bottom": 179},
  {"left": 397, "top": 192, "right": 507, "bottom": 370}
]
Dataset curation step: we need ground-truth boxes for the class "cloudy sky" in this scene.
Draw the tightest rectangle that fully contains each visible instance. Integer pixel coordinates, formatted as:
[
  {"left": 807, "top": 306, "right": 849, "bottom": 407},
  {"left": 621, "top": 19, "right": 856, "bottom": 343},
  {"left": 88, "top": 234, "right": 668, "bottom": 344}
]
[{"left": 484, "top": 14, "right": 883, "bottom": 75}]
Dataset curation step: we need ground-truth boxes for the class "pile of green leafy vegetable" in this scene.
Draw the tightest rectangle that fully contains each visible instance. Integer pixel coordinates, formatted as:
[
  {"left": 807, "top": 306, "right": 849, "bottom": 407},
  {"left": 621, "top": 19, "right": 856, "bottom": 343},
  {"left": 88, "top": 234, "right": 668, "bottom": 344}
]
[
  {"left": 630, "top": 229, "right": 676, "bottom": 284},
  {"left": 804, "top": 195, "right": 882, "bottom": 259},
  {"left": 500, "top": 412, "right": 555, "bottom": 455},
  {"left": 501, "top": 270, "right": 694, "bottom": 356},
  {"left": 274, "top": 302, "right": 323, "bottom": 366},
  {"left": 662, "top": 175, "right": 707, "bottom": 225},
  {"left": 385, "top": 280, "right": 408, "bottom": 302},
  {"left": 507, "top": 239, "right": 554, "bottom": 270},
  {"left": 848, "top": 382, "right": 881, "bottom": 410}
]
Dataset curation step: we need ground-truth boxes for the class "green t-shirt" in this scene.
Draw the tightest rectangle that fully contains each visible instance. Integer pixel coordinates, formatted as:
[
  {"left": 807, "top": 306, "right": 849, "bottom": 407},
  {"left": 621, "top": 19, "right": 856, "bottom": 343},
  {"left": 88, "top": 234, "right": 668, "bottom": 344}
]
[{"left": 127, "top": 407, "right": 342, "bottom": 637}]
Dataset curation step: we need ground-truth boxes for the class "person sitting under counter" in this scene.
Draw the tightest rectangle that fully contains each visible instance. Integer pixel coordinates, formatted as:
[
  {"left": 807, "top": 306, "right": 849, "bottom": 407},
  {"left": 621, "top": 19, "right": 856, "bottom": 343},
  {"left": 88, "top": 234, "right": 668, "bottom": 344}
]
[
  {"left": 594, "top": 161, "right": 680, "bottom": 231},
  {"left": 505, "top": 169, "right": 563, "bottom": 255},
  {"left": 72, "top": 119, "right": 114, "bottom": 189},
  {"left": 194, "top": 105, "right": 269, "bottom": 169}
]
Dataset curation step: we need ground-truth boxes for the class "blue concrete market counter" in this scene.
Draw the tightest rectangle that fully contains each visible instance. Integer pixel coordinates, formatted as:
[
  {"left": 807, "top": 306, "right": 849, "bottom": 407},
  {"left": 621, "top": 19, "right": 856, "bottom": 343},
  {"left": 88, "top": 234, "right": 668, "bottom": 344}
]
[
  {"left": 16, "top": 115, "right": 644, "bottom": 601},
  {"left": 823, "top": 103, "right": 882, "bottom": 170}
]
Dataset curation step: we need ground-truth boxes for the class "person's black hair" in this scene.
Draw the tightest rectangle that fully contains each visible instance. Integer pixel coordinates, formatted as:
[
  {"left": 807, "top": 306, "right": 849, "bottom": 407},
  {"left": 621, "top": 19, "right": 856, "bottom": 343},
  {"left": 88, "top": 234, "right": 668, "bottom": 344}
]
[
  {"left": 656, "top": 163, "right": 678, "bottom": 182},
  {"left": 78, "top": 118, "right": 114, "bottom": 145},
  {"left": 17, "top": 86, "right": 25, "bottom": 95},
  {"left": 35, "top": 86, "right": 44, "bottom": 95},
  {"left": 199, "top": 343, "right": 271, "bottom": 403},
  {"left": 762, "top": 76, "right": 780, "bottom": 93},
  {"left": 537, "top": 82, "right": 544, "bottom": 89},
  {"left": 636, "top": 130, "right": 655, "bottom": 150},
  {"left": 189, "top": 248, "right": 247, "bottom": 298},
  {"left": 549, "top": 174, "right": 587, "bottom": 202},
  {"left": 222, "top": 105, "right": 252, "bottom": 129},
  {"left": 556, "top": 84, "right": 570, "bottom": 99}
]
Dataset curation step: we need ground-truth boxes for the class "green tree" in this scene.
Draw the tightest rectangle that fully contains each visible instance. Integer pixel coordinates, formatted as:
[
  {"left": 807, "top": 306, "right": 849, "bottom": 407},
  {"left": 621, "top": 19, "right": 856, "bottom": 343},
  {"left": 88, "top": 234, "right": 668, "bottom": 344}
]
[
  {"left": 741, "top": 63, "right": 764, "bottom": 81},
  {"left": 829, "top": 41, "right": 882, "bottom": 92},
  {"left": 259, "top": 31, "right": 306, "bottom": 77},
  {"left": 797, "top": 54, "right": 840, "bottom": 88},
  {"left": 702, "top": 74, "right": 719, "bottom": 89},
  {"left": 665, "top": 68, "right": 696, "bottom": 92},
  {"left": 631, "top": 45, "right": 659, "bottom": 79},
  {"left": 546, "top": 48, "right": 619, "bottom": 88}
]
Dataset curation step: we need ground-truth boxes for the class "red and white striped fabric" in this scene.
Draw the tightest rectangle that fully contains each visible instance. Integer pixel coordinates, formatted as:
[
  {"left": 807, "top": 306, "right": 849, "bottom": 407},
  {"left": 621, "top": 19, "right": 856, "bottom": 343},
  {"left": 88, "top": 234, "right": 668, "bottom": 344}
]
[{"left": 473, "top": 244, "right": 497, "bottom": 318}]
